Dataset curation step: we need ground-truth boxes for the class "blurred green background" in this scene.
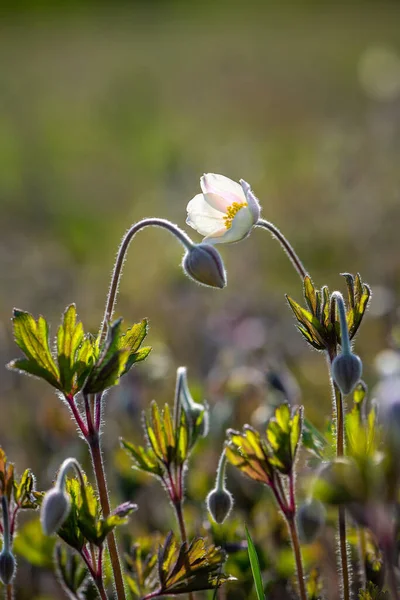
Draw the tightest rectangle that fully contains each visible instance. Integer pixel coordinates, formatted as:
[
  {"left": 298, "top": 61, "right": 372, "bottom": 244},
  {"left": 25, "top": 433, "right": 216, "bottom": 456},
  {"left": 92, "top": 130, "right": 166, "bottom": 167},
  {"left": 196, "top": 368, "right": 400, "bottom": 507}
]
[{"left": 1, "top": 1, "right": 400, "bottom": 598}]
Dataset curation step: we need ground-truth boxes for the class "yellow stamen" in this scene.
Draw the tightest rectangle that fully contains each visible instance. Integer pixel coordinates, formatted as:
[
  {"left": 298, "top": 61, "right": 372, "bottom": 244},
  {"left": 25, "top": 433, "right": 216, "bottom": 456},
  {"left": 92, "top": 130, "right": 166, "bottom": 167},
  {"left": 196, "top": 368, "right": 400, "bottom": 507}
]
[{"left": 223, "top": 201, "right": 248, "bottom": 230}]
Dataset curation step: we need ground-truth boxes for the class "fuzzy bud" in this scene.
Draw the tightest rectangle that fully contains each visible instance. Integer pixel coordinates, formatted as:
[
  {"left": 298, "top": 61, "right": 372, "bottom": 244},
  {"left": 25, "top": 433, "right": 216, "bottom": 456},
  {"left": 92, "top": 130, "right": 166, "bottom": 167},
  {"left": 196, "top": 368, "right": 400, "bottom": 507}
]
[
  {"left": 0, "top": 549, "right": 16, "bottom": 585},
  {"left": 332, "top": 352, "right": 363, "bottom": 395},
  {"left": 183, "top": 244, "right": 226, "bottom": 289},
  {"left": 41, "top": 487, "right": 71, "bottom": 535},
  {"left": 206, "top": 488, "right": 233, "bottom": 524},
  {"left": 297, "top": 500, "right": 326, "bottom": 543}
]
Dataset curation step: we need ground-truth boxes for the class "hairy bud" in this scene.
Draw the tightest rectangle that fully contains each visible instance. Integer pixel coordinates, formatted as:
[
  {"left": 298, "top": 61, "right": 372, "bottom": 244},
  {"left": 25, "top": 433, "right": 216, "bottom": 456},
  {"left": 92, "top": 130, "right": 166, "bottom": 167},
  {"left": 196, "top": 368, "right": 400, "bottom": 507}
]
[
  {"left": 206, "top": 488, "right": 233, "bottom": 524},
  {"left": 332, "top": 352, "right": 362, "bottom": 395},
  {"left": 297, "top": 500, "right": 326, "bottom": 543},
  {"left": 0, "top": 549, "right": 16, "bottom": 585},
  {"left": 41, "top": 487, "right": 71, "bottom": 535},
  {"left": 183, "top": 244, "right": 226, "bottom": 289}
]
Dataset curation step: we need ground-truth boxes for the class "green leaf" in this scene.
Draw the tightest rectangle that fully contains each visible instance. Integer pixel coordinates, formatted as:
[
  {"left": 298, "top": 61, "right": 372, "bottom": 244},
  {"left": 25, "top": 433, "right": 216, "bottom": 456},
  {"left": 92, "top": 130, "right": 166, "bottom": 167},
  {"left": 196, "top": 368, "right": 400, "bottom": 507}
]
[
  {"left": 266, "top": 404, "right": 303, "bottom": 474},
  {"left": 303, "top": 276, "right": 318, "bottom": 315},
  {"left": 157, "top": 532, "right": 233, "bottom": 595},
  {"left": 55, "top": 544, "right": 89, "bottom": 597},
  {"left": 8, "top": 309, "right": 60, "bottom": 389},
  {"left": 302, "top": 418, "right": 328, "bottom": 459},
  {"left": 83, "top": 319, "right": 130, "bottom": 394},
  {"left": 353, "top": 381, "right": 367, "bottom": 406},
  {"left": 286, "top": 296, "right": 326, "bottom": 349},
  {"left": 57, "top": 304, "right": 85, "bottom": 394},
  {"left": 13, "top": 468, "right": 41, "bottom": 509},
  {"left": 226, "top": 427, "right": 273, "bottom": 486},
  {"left": 118, "top": 319, "right": 152, "bottom": 376},
  {"left": 0, "top": 448, "right": 15, "bottom": 503},
  {"left": 13, "top": 518, "right": 55, "bottom": 569},
  {"left": 121, "top": 438, "right": 164, "bottom": 477},
  {"left": 245, "top": 525, "right": 265, "bottom": 600}
]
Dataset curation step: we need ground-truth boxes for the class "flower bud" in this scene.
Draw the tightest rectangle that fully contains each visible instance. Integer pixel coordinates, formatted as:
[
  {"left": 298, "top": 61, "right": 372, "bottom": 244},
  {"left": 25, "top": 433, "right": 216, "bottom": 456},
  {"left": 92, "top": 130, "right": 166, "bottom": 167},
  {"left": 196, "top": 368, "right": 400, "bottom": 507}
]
[
  {"left": 0, "top": 549, "right": 16, "bottom": 584},
  {"left": 206, "top": 488, "right": 233, "bottom": 524},
  {"left": 41, "top": 487, "right": 71, "bottom": 535},
  {"left": 296, "top": 500, "right": 326, "bottom": 543},
  {"left": 182, "top": 244, "right": 226, "bottom": 289},
  {"left": 332, "top": 352, "right": 363, "bottom": 395}
]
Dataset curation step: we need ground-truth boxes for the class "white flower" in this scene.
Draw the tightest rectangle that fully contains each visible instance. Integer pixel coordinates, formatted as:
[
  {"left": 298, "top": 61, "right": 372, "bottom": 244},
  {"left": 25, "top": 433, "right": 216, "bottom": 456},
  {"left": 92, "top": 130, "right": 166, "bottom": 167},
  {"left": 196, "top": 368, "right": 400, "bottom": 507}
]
[{"left": 186, "top": 174, "right": 261, "bottom": 244}]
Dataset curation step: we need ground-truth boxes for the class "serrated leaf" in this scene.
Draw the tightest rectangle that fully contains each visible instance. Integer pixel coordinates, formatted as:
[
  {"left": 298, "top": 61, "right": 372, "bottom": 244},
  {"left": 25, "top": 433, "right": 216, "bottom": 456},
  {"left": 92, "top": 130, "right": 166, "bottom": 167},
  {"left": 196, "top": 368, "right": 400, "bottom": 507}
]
[
  {"left": 9, "top": 310, "right": 60, "bottom": 389},
  {"left": 13, "top": 468, "right": 41, "bottom": 509},
  {"left": 156, "top": 532, "right": 232, "bottom": 596},
  {"left": 57, "top": 304, "right": 85, "bottom": 394},
  {"left": 266, "top": 404, "right": 303, "bottom": 474},
  {"left": 226, "top": 429, "right": 273, "bottom": 486},
  {"left": 302, "top": 418, "right": 327, "bottom": 459},
  {"left": 286, "top": 296, "right": 326, "bottom": 348},
  {"left": 83, "top": 319, "right": 130, "bottom": 394},
  {"left": 121, "top": 439, "right": 164, "bottom": 477},
  {"left": 245, "top": 525, "right": 265, "bottom": 600},
  {"left": 118, "top": 319, "right": 152, "bottom": 376}
]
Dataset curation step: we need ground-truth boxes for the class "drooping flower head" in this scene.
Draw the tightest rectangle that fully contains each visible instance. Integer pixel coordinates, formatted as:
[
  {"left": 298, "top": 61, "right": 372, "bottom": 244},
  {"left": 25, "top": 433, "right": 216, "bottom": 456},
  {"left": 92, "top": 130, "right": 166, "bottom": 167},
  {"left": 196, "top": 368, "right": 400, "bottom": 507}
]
[{"left": 186, "top": 174, "right": 260, "bottom": 244}]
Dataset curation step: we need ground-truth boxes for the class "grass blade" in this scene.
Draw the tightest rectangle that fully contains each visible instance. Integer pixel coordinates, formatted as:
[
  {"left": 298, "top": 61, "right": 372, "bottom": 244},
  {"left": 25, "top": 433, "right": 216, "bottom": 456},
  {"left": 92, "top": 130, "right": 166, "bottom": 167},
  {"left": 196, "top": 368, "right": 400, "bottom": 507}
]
[{"left": 245, "top": 524, "right": 265, "bottom": 600}]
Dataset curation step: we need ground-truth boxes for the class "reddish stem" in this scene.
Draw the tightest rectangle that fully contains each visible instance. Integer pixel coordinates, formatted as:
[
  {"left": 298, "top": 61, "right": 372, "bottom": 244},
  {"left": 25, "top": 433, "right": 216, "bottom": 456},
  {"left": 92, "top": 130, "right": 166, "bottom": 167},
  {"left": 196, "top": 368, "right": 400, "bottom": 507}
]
[{"left": 65, "top": 394, "right": 88, "bottom": 437}]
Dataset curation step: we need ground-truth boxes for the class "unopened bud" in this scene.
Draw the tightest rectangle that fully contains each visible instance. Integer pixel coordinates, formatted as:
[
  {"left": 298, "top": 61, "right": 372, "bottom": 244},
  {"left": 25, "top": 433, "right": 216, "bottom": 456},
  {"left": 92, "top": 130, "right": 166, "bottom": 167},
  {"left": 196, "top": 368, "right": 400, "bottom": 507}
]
[
  {"left": 41, "top": 487, "right": 71, "bottom": 535},
  {"left": 183, "top": 244, "right": 226, "bottom": 289},
  {"left": 297, "top": 500, "right": 326, "bottom": 543},
  {"left": 332, "top": 352, "right": 362, "bottom": 395},
  {"left": 206, "top": 488, "right": 233, "bottom": 524},
  {"left": 0, "top": 549, "right": 16, "bottom": 584}
]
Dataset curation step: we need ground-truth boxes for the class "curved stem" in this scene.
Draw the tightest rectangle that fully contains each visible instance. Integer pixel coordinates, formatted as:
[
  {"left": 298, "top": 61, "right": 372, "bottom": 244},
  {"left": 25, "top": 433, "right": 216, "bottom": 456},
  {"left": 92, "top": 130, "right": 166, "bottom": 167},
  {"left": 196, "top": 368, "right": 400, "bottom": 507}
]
[
  {"left": 287, "top": 516, "right": 308, "bottom": 600},
  {"left": 80, "top": 547, "right": 108, "bottom": 600},
  {"left": 330, "top": 292, "right": 351, "bottom": 355},
  {"left": 56, "top": 457, "right": 86, "bottom": 492},
  {"left": 99, "top": 218, "right": 194, "bottom": 341},
  {"left": 256, "top": 219, "right": 308, "bottom": 281},
  {"left": 89, "top": 437, "right": 126, "bottom": 600}
]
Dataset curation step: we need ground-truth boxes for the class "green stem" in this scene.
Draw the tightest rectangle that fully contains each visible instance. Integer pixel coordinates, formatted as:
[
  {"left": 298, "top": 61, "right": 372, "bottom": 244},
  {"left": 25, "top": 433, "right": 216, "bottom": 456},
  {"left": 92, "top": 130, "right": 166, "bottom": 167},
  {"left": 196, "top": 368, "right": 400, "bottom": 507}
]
[
  {"left": 287, "top": 516, "right": 308, "bottom": 600},
  {"left": 330, "top": 352, "right": 351, "bottom": 600},
  {"left": 89, "top": 437, "right": 126, "bottom": 600},
  {"left": 256, "top": 219, "right": 308, "bottom": 281},
  {"left": 99, "top": 218, "right": 194, "bottom": 341}
]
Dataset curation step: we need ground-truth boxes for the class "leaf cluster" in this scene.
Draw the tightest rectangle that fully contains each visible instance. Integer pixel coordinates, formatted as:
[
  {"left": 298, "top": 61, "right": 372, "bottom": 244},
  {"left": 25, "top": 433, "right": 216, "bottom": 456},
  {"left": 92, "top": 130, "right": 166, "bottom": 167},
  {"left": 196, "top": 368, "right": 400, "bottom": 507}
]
[
  {"left": 126, "top": 532, "right": 234, "bottom": 598},
  {"left": 226, "top": 404, "right": 303, "bottom": 485},
  {"left": 286, "top": 273, "right": 370, "bottom": 351},
  {"left": 57, "top": 475, "right": 136, "bottom": 550},
  {"left": 0, "top": 447, "right": 41, "bottom": 511},
  {"left": 8, "top": 305, "right": 151, "bottom": 396},
  {"left": 121, "top": 400, "right": 191, "bottom": 479}
]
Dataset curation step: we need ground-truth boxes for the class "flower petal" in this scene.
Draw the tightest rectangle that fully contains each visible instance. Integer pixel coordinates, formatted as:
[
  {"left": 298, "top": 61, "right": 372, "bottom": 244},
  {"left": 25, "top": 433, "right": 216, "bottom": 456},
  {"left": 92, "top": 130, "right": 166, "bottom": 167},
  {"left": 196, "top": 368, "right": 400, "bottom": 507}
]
[
  {"left": 201, "top": 173, "right": 246, "bottom": 205},
  {"left": 186, "top": 193, "right": 225, "bottom": 236},
  {"left": 204, "top": 206, "right": 254, "bottom": 244},
  {"left": 240, "top": 179, "right": 261, "bottom": 224}
]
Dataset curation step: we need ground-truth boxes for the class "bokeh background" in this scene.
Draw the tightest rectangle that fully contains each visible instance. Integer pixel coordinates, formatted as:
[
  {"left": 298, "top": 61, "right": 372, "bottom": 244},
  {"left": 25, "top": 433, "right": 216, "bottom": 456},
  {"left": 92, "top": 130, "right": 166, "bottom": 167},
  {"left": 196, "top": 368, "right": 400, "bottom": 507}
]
[{"left": 1, "top": 1, "right": 400, "bottom": 598}]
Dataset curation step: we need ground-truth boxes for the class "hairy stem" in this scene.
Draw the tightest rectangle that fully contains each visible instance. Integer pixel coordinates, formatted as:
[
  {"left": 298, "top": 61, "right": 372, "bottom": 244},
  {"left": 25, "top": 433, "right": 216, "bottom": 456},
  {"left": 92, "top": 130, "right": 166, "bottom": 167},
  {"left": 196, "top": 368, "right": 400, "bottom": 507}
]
[
  {"left": 99, "top": 218, "right": 194, "bottom": 341},
  {"left": 89, "top": 437, "right": 126, "bottom": 600},
  {"left": 287, "top": 516, "right": 308, "bottom": 600},
  {"left": 256, "top": 219, "right": 308, "bottom": 281},
  {"left": 330, "top": 350, "right": 350, "bottom": 600}
]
